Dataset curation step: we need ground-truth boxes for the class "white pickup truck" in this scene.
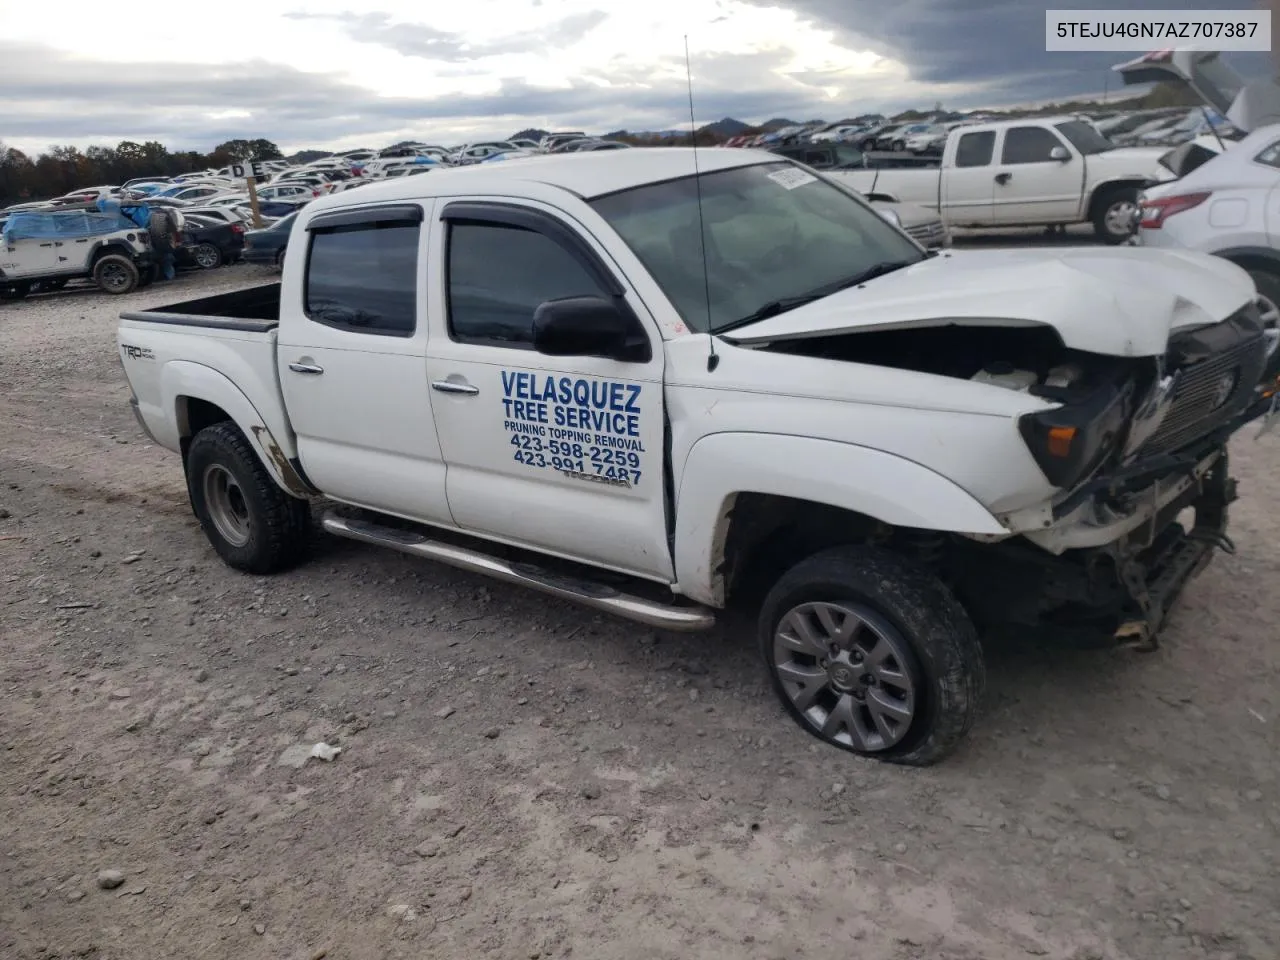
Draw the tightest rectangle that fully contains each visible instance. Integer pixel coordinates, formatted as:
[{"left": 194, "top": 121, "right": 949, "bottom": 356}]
[
  {"left": 116, "top": 149, "right": 1280, "bottom": 764},
  {"left": 831, "top": 116, "right": 1175, "bottom": 243}
]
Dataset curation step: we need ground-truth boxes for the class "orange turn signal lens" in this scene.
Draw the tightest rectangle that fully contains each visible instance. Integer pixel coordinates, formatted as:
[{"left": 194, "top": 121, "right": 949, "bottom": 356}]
[{"left": 1047, "top": 426, "right": 1076, "bottom": 458}]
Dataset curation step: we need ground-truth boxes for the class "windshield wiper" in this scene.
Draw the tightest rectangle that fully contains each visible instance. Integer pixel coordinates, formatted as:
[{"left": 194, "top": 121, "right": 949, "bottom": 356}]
[{"left": 716, "top": 259, "right": 919, "bottom": 334}]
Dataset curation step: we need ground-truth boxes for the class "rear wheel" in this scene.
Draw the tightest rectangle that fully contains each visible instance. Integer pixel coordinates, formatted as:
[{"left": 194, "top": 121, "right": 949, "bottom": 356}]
[
  {"left": 93, "top": 254, "right": 139, "bottom": 294},
  {"left": 759, "top": 545, "right": 985, "bottom": 766},
  {"left": 1092, "top": 186, "right": 1140, "bottom": 244},
  {"left": 0, "top": 281, "right": 31, "bottom": 301},
  {"left": 185, "top": 422, "right": 311, "bottom": 574},
  {"left": 192, "top": 242, "right": 223, "bottom": 269}
]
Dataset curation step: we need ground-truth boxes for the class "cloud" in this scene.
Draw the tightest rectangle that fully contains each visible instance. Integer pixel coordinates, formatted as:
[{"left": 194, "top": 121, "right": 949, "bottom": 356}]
[
  {"left": 283, "top": 9, "right": 610, "bottom": 62},
  {"left": 747, "top": 0, "right": 1271, "bottom": 103},
  {"left": 0, "top": 40, "right": 904, "bottom": 154}
]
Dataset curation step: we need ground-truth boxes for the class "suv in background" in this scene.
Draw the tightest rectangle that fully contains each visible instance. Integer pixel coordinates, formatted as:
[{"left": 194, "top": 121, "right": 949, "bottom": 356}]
[
  {"left": 1, "top": 210, "right": 154, "bottom": 299},
  {"left": 1137, "top": 123, "right": 1280, "bottom": 333}
]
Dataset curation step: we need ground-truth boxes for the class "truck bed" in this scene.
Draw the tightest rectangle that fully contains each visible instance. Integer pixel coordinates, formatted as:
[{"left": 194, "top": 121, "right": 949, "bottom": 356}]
[{"left": 120, "top": 282, "right": 281, "bottom": 332}]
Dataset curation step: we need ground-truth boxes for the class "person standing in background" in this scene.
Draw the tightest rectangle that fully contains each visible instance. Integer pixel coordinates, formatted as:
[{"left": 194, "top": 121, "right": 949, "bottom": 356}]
[{"left": 95, "top": 195, "right": 180, "bottom": 281}]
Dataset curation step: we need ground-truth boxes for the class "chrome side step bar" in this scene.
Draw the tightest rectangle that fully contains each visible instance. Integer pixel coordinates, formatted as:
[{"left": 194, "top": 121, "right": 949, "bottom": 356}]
[{"left": 321, "top": 511, "right": 716, "bottom": 632}]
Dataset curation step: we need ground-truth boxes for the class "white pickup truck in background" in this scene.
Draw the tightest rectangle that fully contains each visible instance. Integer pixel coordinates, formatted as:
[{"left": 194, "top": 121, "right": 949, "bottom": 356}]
[
  {"left": 116, "top": 149, "right": 1280, "bottom": 764},
  {"left": 830, "top": 116, "right": 1175, "bottom": 242}
]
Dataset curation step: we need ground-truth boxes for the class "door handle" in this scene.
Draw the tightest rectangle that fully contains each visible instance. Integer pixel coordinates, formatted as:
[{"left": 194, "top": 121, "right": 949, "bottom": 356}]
[
  {"left": 994, "top": 172, "right": 1012, "bottom": 185},
  {"left": 39, "top": 242, "right": 53, "bottom": 247},
  {"left": 431, "top": 380, "right": 479, "bottom": 395},
  {"left": 288, "top": 362, "right": 324, "bottom": 375}
]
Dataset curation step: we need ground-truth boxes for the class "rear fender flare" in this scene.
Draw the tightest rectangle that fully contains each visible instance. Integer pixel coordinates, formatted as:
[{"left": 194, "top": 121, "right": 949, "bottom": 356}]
[
  {"left": 672, "top": 432, "right": 1008, "bottom": 606},
  {"left": 162, "top": 360, "right": 311, "bottom": 498}
]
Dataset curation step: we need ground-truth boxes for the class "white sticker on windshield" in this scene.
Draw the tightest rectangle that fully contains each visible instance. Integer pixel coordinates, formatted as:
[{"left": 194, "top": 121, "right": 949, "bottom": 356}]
[{"left": 767, "top": 168, "right": 818, "bottom": 190}]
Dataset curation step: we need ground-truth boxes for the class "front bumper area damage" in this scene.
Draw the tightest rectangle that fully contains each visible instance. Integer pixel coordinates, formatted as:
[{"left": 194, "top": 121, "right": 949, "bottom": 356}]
[
  {"left": 1107, "top": 447, "right": 1235, "bottom": 650},
  {"left": 962, "top": 379, "right": 1277, "bottom": 648}
]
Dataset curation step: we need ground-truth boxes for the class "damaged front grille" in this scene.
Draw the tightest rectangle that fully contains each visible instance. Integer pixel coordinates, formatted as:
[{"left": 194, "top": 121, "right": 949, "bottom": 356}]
[
  {"left": 1141, "top": 306, "right": 1268, "bottom": 456},
  {"left": 905, "top": 219, "right": 948, "bottom": 249}
]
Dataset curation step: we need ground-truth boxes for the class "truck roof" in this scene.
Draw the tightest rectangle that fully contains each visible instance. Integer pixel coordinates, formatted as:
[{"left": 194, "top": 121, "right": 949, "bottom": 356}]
[{"left": 306, "top": 147, "right": 776, "bottom": 211}]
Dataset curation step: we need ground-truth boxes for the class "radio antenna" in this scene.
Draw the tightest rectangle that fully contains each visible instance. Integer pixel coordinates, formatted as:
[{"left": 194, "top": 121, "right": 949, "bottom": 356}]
[{"left": 685, "top": 34, "right": 719, "bottom": 372}]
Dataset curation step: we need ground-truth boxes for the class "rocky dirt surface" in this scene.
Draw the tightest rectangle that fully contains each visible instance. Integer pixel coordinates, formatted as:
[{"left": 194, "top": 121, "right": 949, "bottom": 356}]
[{"left": 1, "top": 266, "right": 1278, "bottom": 960}]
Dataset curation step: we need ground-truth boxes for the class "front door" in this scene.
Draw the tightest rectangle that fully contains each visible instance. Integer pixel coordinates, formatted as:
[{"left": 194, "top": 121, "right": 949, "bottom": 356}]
[
  {"left": 939, "top": 129, "right": 997, "bottom": 226},
  {"left": 990, "top": 126, "right": 1082, "bottom": 224},
  {"left": 277, "top": 201, "right": 453, "bottom": 526},
  {"left": 424, "top": 199, "right": 673, "bottom": 581}
]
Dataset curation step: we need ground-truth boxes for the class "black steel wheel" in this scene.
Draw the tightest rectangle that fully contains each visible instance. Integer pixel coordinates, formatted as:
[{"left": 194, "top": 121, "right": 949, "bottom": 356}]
[{"left": 92, "top": 254, "right": 139, "bottom": 294}]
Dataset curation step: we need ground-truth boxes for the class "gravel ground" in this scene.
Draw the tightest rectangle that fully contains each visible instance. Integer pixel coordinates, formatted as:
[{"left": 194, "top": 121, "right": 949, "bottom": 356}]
[{"left": 2, "top": 261, "right": 1278, "bottom": 960}]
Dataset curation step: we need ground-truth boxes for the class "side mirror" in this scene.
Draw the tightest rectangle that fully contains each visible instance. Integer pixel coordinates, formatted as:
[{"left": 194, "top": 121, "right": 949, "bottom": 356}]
[
  {"left": 1049, "top": 146, "right": 1071, "bottom": 162},
  {"left": 532, "top": 296, "right": 649, "bottom": 362}
]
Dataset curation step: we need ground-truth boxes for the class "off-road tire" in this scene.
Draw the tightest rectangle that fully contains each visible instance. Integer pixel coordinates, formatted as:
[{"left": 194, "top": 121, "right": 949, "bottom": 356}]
[
  {"left": 1092, "top": 186, "right": 1140, "bottom": 244},
  {"left": 185, "top": 422, "right": 311, "bottom": 574},
  {"left": 0, "top": 281, "right": 31, "bottom": 301},
  {"left": 759, "top": 545, "right": 985, "bottom": 766},
  {"left": 92, "top": 253, "right": 140, "bottom": 294}
]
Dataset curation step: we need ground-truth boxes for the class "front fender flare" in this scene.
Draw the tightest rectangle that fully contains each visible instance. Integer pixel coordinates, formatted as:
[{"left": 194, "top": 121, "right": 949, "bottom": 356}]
[
  {"left": 672, "top": 433, "right": 1008, "bottom": 606},
  {"left": 161, "top": 360, "right": 311, "bottom": 498}
]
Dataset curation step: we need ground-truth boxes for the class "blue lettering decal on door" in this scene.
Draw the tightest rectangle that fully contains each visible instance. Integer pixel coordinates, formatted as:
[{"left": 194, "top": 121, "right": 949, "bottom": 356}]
[{"left": 501, "top": 371, "right": 646, "bottom": 487}]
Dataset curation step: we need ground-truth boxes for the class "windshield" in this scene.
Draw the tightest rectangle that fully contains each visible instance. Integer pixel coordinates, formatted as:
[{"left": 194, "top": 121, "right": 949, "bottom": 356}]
[
  {"left": 1055, "top": 120, "right": 1115, "bottom": 154},
  {"left": 828, "top": 145, "right": 866, "bottom": 168},
  {"left": 590, "top": 161, "right": 925, "bottom": 334}
]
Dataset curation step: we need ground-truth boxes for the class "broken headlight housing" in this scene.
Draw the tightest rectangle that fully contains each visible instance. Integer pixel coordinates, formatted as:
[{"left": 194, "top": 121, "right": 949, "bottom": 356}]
[{"left": 1018, "top": 372, "right": 1138, "bottom": 490}]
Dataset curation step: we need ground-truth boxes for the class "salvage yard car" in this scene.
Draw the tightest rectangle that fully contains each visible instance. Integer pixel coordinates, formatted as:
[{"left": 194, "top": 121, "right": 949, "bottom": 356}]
[
  {"left": 116, "top": 149, "right": 1280, "bottom": 764},
  {"left": 831, "top": 116, "right": 1175, "bottom": 242},
  {"left": 3, "top": 209, "right": 155, "bottom": 299}
]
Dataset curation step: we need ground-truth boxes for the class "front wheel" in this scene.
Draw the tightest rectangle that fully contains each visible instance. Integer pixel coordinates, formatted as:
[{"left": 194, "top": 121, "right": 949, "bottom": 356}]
[
  {"left": 759, "top": 545, "right": 985, "bottom": 766},
  {"left": 1092, "top": 187, "right": 1140, "bottom": 244},
  {"left": 93, "top": 254, "right": 140, "bottom": 294},
  {"left": 185, "top": 422, "right": 311, "bottom": 574}
]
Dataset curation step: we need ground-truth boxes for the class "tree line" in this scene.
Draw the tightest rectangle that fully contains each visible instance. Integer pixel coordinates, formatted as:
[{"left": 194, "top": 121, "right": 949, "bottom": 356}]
[{"left": 0, "top": 139, "right": 284, "bottom": 208}]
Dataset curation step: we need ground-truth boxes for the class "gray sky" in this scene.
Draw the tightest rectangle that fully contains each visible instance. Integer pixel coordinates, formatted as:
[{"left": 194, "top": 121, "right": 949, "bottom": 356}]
[{"left": 0, "top": 0, "right": 1269, "bottom": 156}]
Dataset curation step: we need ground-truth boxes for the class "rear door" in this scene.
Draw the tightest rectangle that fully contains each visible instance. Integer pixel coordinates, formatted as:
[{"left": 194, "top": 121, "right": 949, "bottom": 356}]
[
  {"left": 939, "top": 129, "right": 996, "bottom": 224},
  {"left": 277, "top": 201, "right": 453, "bottom": 525},
  {"left": 989, "top": 125, "right": 1081, "bottom": 224},
  {"left": 423, "top": 199, "right": 673, "bottom": 580}
]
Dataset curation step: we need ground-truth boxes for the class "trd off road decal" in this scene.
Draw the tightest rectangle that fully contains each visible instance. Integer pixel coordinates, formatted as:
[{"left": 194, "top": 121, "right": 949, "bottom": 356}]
[{"left": 500, "top": 370, "right": 646, "bottom": 488}]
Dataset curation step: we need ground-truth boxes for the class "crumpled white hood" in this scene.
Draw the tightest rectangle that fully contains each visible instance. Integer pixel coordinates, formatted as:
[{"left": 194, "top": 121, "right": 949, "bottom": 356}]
[{"left": 724, "top": 247, "right": 1255, "bottom": 357}]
